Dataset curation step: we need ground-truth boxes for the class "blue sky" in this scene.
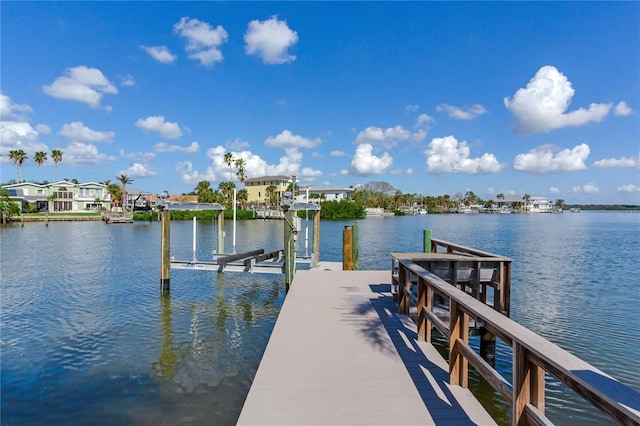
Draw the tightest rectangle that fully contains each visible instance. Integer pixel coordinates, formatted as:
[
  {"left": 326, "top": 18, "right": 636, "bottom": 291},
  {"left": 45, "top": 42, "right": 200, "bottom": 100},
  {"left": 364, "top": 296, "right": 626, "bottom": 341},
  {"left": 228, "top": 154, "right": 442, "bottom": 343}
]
[{"left": 1, "top": 1, "right": 638, "bottom": 204}]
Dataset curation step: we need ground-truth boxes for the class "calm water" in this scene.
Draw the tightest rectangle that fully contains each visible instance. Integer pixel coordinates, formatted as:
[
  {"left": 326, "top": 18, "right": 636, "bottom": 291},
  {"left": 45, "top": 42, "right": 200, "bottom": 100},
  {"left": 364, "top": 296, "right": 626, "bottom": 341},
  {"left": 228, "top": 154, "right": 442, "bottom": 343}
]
[{"left": 1, "top": 212, "right": 639, "bottom": 425}]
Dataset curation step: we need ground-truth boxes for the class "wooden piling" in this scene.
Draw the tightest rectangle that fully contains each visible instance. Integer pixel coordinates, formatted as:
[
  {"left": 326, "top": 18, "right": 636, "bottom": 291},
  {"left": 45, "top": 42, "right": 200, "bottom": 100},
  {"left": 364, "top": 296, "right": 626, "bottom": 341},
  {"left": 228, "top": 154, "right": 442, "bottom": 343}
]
[
  {"left": 160, "top": 210, "right": 170, "bottom": 293},
  {"left": 343, "top": 225, "right": 353, "bottom": 270},
  {"left": 284, "top": 209, "right": 295, "bottom": 287},
  {"left": 352, "top": 221, "right": 359, "bottom": 270},
  {"left": 423, "top": 229, "right": 432, "bottom": 253}
]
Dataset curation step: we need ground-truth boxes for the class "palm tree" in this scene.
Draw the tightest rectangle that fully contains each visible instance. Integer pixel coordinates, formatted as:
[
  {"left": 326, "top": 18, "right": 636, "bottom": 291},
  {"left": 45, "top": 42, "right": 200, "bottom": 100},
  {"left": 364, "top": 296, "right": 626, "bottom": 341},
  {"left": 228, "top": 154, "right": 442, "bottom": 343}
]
[
  {"left": 234, "top": 158, "right": 246, "bottom": 183},
  {"left": 51, "top": 149, "right": 63, "bottom": 182},
  {"left": 522, "top": 194, "right": 531, "bottom": 212},
  {"left": 224, "top": 152, "right": 234, "bottom": 181},
  {"left": 195, "top": 180, "right": 211, "bottom": 195},
  {"left": 116, "top": 174, "right": 133, "bottom": 209},
  {"left": 265, "top": 185, "right": 277, "bottom": 208},
  {"left": 237, "top": 189, "right": 248, "bottom": 210},
  {"left": 34, "top": 151, "right": 47, "bottom": 182},
  {"left": 9, "top": 150, "right": 20, "bottom": 182},
  {"left": 14, "top": 150, "right": 28, "bottom": 182},
  {"left": 107, "top": 183, "right": 122, "bottom": 209}
]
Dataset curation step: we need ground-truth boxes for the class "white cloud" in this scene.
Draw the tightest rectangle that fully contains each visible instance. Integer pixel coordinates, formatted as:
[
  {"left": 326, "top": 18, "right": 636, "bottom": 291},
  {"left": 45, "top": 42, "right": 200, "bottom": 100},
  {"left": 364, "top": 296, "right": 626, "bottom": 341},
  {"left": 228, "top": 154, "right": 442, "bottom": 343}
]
[
  {"left": 350, "top": 143, "right": 393, "bottom": 176},
  {"left": 183, "top": 145, "right": 319, "bottom": 183},
  {"left": 264, "top": 130, "right": 320, "bottom": 148},
  {"left": 0, "top": 121, "right": 47, "bottom": 154},
  {"left": 406, "top": 168, "right": 414, "bottom": 175},
  {"left": 64, "top": 142, "right": 116, "bottom": 166},
  {"left": 0, "top": 92, "right": 32, "bottom": 121},
  {"left": 424, "top": 135, "right": 503, "bottom": 174},
  {"left": 35, "top": 124, "right": 51, "bottom": 134},
  {"left": 330, "top": 150, "right": 347, "bottom": 157},
  {"left": 572, "top": 182, "right": 599, "bottom": 194},
  {"left": 43, "top": 65, "right": 117, "bottom": 109},
  {"left": 593, "top": 155, "right": 639, "bottom": 170},
  {"left": 120, "top": 163, "right": 156, "bottom": 178},
  {"left": 614, "top": 101, "right": 632, "bottom": 116},
  {"left": 120, "top": 149, "right": 156, "bottom": 163},
  {"left": 299, "top": 167, "right": 323, "bottom": 181},
  {"left": 59, "top": 121, "right": 114, "bottom": 143},
  {"left": 141, "top": 45, "right": 177, "bottom": 63},
  {"left": 174, "top": 17, "right": 228, "bottom": 66},
  {"left": 514, "top": 143, "right": 590, "bottom": 173},
  {"left": 226, "top": 138, "right": 250, "bottom": 150},
  {"left": 355, "top": 125, "right": 425, "bottom": 149},
  {"left": 618, "top": 184, "right": 640, "bottom": 193},
  {"left": 405, "top": 105, "right": 419, "bottom": 113},
  {"left": 120, "top": 75, "right": 136, "bottom": 87},
  {"left": 136, "top": 115, "right": 182, "bottom": 139},
  {"left": 154, "top": 141, "right": 199, "bottom": 153},
  {"left": 549, "top": 187, "right": 560, "bottom": 194},
  {"left": 244, "top": 16, "right": 298, "bottom": 64},
  {"left": 416, "top": 113, "right": 435, "bottom": 127},
  {"left": 436, "top": 104, "right": 487, "bottom": 120},
  {"left": 504, "top": 66, "right": 611, "bottom": 134}
]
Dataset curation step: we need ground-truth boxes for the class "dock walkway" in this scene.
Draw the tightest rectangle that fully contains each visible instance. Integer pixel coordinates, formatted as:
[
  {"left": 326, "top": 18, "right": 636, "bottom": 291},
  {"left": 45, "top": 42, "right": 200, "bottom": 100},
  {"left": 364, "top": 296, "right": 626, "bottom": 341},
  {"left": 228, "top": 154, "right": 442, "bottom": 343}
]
[{"left": 238, "top": 270, "right": 495, "bottom": 425}]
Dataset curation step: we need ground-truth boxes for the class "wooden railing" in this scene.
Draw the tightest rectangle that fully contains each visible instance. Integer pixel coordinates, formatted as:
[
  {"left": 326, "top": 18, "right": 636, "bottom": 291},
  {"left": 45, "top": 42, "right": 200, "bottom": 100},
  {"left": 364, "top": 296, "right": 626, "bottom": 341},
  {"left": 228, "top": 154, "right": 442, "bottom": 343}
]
[{"left": 397, "top": 259, "right": 640, "bottom": 426}]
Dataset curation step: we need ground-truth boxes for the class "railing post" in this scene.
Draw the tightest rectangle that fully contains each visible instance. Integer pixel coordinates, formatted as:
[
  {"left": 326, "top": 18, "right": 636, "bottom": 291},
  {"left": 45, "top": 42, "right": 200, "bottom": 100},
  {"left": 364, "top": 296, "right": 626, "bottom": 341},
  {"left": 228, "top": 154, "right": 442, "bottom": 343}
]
[
  {"left": 284, "top": 208, "right": 296, "bottom": 288},
  {"left": 513, "top": 343, "right": 545, "bottom": 425},
  {"left": 417, "top": 276, "right": 426, "bottom": 340},
  {"left": 503, "top": 261, "right": 512, "bottom": 317},
  {"left": 160, "top": 210, "right": 170, "bottom": 294},
  {"left": 397, "top": 264, "right": 407, "bottom": 314},
  {"left": 449, "top": 299, "right": 468, "bottom": 387},
  {"left": 342, "top": 225, "right": 353, "bottom": 270}
]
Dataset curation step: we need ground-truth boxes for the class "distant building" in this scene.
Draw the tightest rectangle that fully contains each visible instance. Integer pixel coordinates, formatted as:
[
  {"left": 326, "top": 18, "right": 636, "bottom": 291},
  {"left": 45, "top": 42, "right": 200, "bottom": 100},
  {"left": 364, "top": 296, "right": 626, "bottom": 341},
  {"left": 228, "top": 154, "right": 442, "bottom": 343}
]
[
  {"left": 2, "top": 181, "right": 111, "bottom": 212},
  {"left": 244, "top": 175, "right": 292, "bottom": 205},
  {"left": 527, "top": 196, "right": 554, "bottom": 213},
  {"left": 299, "top": 186, "right": 352, "bottom": 203}
]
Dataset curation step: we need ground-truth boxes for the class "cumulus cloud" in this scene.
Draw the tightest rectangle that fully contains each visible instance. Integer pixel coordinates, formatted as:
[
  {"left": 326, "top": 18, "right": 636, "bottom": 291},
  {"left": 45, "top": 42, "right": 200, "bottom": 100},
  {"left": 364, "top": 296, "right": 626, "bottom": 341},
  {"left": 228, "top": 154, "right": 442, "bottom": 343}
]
[
  {"left": 416, "top": 113, "right": 435, "bottom": 127},
  {"left": 120, "top": 75, "right": 136, "bottom": 87},
  {"left": 64, "top": 142, "right": 116, "bottom": 166},
  {"left": 572, "top": 182, "right": 599, "bottom": 194},
  {"left": 330, "top": 150, "right": 347, "bottom": 157},
  {"left": 136, "top": 115, "right": 182, "bottom": 139},
  {"left": 244, "top": 16, "right": 298, "bottom": 64},
  {"left": 35, "top": 124, "right": 51, "bottom": 134},
  {"left": 0, "top": 94, "right": 48, "bottom": 155},
  {"left": 593, "top": 155, "right": 639, "bottom": 170},
  {"left": 424, "top": 135, "right": 503, "bottom": 174},
  {"left": 436, "top": 104, "right": 487, "bottom": 120},
  {"left": 614, "top": 101, "right": 632, "bottom": 116},
  {"left": 226, "top": 138, "right": 250, "bottom": 151},
  {"left": 176, "top": 145, "right": 321, "bottom": 185},
  {"left": 264, "top": 130, "right": 320, "bottom": 148},
  {"left": 514, "top": 143, "right": 590, "bottom": 173},
  {"left": 141, "top": 45, "right": 177, "bottom": 63},
  {"left": 356, "top": 125, "right": 425, "bottom": 149},
  {"left": 174, "top": 17, "right": 228, "bottom": 66},
  {"left": 0, "top": 92, "right": 32, "bottom": 121},
  {"left": 549, "top": 187, "right": 561, "bottom": 194},
  {"left": 43, "top": 65, "right": 117, "bottom": 109},
  {"left": 120, "top": 149, "right": 156, "bottom": 163},
  {"left": 618, "top": 184, "right": 640, "bottom": 193},
  {"left": 120, "top": 163, "right": 156, "bottom": 178},
  {"left": 154, "top": 141, "right": 199, "bottom": 153},
  {"left": 59, "top": 121, "right": 114, "bottom": 143},
  {"left": 350, "top": 143, "right": 393, "bottom": 176},
  {"left": 504, "top": 66, "right": 611, "bottom": 134}
]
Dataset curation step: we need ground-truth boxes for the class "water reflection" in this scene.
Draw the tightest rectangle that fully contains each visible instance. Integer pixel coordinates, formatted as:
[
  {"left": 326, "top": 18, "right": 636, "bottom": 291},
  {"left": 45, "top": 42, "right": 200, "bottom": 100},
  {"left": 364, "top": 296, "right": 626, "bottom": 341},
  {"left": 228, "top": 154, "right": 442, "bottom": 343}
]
[{"left": 152, "top": 294, "right": 178, "bottom": 380}]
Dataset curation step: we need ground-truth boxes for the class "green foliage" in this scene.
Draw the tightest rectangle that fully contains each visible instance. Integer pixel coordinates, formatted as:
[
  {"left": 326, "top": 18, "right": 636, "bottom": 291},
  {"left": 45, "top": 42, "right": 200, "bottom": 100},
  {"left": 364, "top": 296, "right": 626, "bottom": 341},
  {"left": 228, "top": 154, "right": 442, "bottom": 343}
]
[
  {"left": 0, "top": 190, "right": 21, "bottom": 221},
  {"left": 25, "top": 202, "right": 38, "bottom": 214},
  {"left": 318, "top": 200, "right": 365, "bottom": 220},
  {"left": 137, "top": 209, "right": 257, "bottom": 221}
]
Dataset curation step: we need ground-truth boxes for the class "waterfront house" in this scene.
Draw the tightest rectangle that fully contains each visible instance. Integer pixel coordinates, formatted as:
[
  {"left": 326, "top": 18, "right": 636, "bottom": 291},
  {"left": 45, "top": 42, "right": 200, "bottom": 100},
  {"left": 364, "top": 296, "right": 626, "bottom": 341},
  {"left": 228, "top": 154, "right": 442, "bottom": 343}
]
[
  {"left": 2, "top": 181, "right": 112, "bottom": 212},
  {"left": 527, "top": 196, "right": 554, "bottom": 213},
  {"left": 298, "top": 186, "right": 352, "bottom": 203},
  {"left": 244, "top": 175, "right": 291, "bottom": 206}
]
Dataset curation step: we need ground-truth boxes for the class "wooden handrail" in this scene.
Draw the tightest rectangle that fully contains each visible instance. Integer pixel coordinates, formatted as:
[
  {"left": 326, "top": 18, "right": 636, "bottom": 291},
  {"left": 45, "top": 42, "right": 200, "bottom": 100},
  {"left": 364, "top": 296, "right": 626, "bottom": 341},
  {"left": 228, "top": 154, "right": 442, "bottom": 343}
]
[{"left": 396, "top": 259, "right": 640, "bottom": 426}]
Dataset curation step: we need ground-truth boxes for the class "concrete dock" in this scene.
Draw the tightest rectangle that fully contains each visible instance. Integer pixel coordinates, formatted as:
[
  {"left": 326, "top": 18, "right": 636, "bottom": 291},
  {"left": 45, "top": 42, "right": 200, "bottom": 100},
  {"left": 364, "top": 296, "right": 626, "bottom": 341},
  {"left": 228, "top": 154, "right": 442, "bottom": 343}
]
[{"left": 238, "top": 269, "right": 496, "bottom": 425}]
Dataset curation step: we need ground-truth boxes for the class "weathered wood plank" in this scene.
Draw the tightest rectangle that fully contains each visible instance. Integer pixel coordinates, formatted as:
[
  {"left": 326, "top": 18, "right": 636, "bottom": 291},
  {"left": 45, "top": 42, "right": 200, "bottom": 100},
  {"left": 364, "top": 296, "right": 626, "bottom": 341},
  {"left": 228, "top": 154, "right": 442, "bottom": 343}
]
[{"left": 217, "top": 249, "right": 264, "bottom": 265}]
